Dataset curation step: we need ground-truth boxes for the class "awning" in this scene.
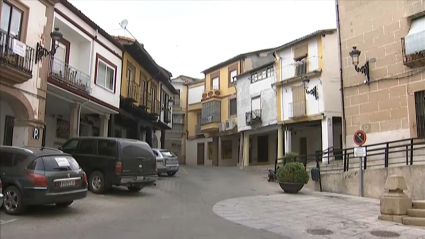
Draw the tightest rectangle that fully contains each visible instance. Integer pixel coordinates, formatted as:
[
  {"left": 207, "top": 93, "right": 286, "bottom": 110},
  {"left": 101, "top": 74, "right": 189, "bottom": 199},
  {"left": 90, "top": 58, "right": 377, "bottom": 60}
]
[{"left": 405, "top": 16, "right": 425, "bottom": 55}]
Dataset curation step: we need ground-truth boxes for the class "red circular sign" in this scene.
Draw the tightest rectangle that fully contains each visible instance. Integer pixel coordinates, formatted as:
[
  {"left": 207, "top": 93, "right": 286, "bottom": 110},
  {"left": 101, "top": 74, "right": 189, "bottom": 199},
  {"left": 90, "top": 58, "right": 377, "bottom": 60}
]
[{"left": 353, "top": 130, "right": 367, "bottom": 146}]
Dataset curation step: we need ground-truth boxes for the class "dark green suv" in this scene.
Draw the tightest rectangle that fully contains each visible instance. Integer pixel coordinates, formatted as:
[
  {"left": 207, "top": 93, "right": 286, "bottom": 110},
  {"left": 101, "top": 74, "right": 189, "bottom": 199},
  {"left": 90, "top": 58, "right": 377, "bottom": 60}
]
[{"left": 60, "top": 137, "right": 158, "bottom": 194}]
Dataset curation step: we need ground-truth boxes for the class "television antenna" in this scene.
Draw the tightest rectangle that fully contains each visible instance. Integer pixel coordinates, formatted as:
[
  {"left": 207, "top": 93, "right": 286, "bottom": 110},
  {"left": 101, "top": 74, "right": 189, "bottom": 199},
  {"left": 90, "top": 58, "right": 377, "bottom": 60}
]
[{"left": 119, "top": 19, "right": 137, "bottom": 40}]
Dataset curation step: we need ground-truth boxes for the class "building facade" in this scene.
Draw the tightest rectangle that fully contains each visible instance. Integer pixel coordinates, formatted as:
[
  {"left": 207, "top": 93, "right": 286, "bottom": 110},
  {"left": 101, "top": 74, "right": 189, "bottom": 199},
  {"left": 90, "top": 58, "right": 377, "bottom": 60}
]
[
  {"left": 43, "top": 0, "right": 123, "bottom": 148},
  {"left": 199, "top": 50, "right": 275, "bottom": 166},
  {"left": 236, "top": 60, "right": 280, "bottom": 166},
  {"left": 273, "top": 29, "right": 343, "bottom": 164},
  {"left": 339, "top": 0, "right": 425, "bottom": 146},
  {"left": 0, "top": 0, "right": 56, "bottom": 147}
]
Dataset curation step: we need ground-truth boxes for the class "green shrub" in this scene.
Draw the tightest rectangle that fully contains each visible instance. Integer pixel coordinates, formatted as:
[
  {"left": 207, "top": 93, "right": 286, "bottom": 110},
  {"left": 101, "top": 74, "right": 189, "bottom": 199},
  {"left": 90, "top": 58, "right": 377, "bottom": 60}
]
[
  {"left": 283, "top": 152, "right": 298, "bottom": 163},
  {"left": 277, "top": 162, "right": 309, "bottom": 184}
]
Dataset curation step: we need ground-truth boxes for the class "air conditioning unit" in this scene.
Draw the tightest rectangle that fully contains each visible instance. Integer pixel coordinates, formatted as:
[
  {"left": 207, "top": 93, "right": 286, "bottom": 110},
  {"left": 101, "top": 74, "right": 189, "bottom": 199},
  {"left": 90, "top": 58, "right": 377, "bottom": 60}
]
[
  {"left": 202, "top": 92, "right": 208, "bottom": 100},
  {"left": 207, "top": 90, "right": 214, "bottom": 97},
  {"left": 225, "top": 119, "right": 236, "bottom": 130}
]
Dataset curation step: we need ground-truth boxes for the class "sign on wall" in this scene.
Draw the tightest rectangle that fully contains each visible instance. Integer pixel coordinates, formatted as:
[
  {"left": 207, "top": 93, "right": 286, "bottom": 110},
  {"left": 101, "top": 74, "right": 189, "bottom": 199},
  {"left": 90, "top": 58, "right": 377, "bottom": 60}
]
[
  {"left": 32, "top": 127, "right": 40, "bottom": 140},
  {"left": 12, "top": 39, "right": 27, "bottom": 57}
]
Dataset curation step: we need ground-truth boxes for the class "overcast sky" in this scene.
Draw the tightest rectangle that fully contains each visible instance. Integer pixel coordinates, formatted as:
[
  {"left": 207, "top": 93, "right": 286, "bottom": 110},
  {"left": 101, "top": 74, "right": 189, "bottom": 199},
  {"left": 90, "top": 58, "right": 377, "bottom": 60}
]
[{"left": 70, "top": 0, "right": 337, "bottom": 79}]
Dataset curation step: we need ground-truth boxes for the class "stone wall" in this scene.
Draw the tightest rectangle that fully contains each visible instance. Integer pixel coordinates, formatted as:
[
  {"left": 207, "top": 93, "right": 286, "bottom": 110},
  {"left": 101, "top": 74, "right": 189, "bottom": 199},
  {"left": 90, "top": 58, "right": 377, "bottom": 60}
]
[
  {"left": 339, "top": 0, "right": 425, "bottom": 147},
  {"left": 307, "top": 164, "right": 425, "bottom": 200}
]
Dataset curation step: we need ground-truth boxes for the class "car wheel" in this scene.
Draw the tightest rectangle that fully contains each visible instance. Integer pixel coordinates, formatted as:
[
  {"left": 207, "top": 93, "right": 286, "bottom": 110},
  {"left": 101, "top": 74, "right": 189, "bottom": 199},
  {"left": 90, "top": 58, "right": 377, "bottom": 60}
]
[
  {"left": 56, "top": 201, "right": 73, "bottom": 207},
  {"left": 89, "top": 171, "right": 106, "bottom": 194},
  {"left": 3, "top": 186, "right": 25, "bottom": 215},
  {"left": 167, "top": 172, "right": 176, "bottom": 176},
  {"left": 127, "top": 185, "right": 142, "bottom": 192}
]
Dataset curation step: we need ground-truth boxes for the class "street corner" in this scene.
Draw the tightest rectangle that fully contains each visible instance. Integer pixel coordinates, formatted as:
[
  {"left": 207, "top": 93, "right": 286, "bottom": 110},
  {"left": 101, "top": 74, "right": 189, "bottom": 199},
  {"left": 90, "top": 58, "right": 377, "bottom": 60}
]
[{"left": 212, "top": 193, "right": 425, "bottom": 239}]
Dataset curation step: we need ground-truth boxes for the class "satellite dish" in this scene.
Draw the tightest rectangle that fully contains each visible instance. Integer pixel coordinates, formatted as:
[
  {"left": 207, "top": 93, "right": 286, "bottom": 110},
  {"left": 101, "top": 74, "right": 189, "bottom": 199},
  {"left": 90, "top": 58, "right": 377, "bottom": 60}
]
[{"left": 119, "top": 19, "right": 128, "bottom": 29}]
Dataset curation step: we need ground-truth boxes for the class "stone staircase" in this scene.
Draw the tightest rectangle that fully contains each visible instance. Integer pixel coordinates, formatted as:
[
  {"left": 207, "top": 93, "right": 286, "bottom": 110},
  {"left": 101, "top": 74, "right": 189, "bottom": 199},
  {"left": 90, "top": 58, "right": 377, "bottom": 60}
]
[{"left": 403, "top": 201, "right": 425, "bottom": 226}]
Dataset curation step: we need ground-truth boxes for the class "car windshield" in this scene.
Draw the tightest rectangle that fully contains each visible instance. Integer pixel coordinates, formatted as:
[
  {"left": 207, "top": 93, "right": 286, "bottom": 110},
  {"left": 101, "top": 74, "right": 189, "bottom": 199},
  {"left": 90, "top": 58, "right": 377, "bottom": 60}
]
[
  {"left": 160, "top": 151, "right": 176, "bottom": 157},
  {"left": 42, "top": 156, "right": 81, "bottom": 171}
]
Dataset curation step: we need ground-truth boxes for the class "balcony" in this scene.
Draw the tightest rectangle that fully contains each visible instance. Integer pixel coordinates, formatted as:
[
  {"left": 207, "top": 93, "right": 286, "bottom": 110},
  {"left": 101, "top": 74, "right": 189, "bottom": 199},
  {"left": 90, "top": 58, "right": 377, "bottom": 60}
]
[
  {"left": 402, "top": 37, "right": 425, "bottom": 68},
  {"left": 150, "top": 99, "right": 161, "bottom": 115},
  {"left": 289, "top": 100, "right": 306, "bottom": 118},
  {"left": 200, "top": 100, "right": 221, "bottom": 132},
  {"left": 245, "top": 109, "right": 262, "bottom": 125},
  {"left": 126, "top": 80, "right": 140, "bottom": 103},
  {"left": 0, "top": 31, "right": 35, "bottom": 85},
  {"left": 164, "top": 108, "right": 172, "bottom": 123},
  {"left": 48, "top": 57, "right": 91, "bottom": 94},
  {"left": 281, "top": 57, "right": 321, "bottom": 81}
]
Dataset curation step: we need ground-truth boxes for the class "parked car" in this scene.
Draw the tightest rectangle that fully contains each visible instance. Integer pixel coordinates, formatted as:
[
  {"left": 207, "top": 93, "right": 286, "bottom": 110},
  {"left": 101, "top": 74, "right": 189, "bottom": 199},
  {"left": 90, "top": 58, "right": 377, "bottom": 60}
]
[
  {"left": 0, "top": 146, "right": 88, "bottom": 215},
  {"left": 152, "top": 149, "right": 179, "bottom": 176},
  {"left": 0, "top": 177, "right": 3, "bottom": 209},
  {"left": 60, "top": 137, "right": 158, "bottom": 194}
]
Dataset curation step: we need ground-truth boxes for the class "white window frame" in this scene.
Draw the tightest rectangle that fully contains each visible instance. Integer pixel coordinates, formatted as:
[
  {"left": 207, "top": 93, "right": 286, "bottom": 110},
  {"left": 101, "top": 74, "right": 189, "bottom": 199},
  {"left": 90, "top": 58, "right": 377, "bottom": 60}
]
[
  {"left": 230, "top": 70, "right": 237, "bottom": 84},
  {"left": 212, "top": 77, "right": 219, "bottom": 89},
  {"left": 96, "top": 58, "right": 115, "bottom": 92}
]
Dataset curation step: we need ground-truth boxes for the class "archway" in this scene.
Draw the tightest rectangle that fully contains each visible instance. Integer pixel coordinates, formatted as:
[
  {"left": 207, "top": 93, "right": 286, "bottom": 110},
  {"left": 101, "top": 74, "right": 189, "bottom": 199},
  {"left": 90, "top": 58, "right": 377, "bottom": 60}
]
[{"left": 0, "top": 84, "right": 35, "bottom": 146}]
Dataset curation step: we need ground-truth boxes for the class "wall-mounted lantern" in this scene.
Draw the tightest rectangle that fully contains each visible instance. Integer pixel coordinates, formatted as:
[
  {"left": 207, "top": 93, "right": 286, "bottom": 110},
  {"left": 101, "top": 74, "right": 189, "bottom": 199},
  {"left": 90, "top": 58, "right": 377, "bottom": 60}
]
[
  {"left": 35, "top": 28, "right": 63, "bottom": 63},
  {"left": 349, "top": 46, "right": 370, "bottom": 84},
  {"left": 302, "top": 76, "right": 319, "bottom": 100}
]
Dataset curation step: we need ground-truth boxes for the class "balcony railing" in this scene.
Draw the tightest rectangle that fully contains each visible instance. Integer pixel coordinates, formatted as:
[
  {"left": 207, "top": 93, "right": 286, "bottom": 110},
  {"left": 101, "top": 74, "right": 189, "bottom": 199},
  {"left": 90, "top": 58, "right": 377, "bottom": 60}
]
[
  {"left": 201, "top": 115, "right": 221, "bottom": 125},
  {"left": 48, "top": 56, "right": 91, "bottom": 94},
  {"left": 288, "top": 100, "right": 306, "bottom": 118},
  {"left": 0, "top": 31, "right": 35, "bottom": 78},
  {"left": 201, "top": 101, "right": 221, "bottom": 124},
  {"left": 402, "top": 37, "right": 425, "bottom": 68},
  {"left": 281, "top": 56, "right": 320, "bottom": 80},
  {"left": 127, "top": 80, "right": 140, "bottom": 102}
]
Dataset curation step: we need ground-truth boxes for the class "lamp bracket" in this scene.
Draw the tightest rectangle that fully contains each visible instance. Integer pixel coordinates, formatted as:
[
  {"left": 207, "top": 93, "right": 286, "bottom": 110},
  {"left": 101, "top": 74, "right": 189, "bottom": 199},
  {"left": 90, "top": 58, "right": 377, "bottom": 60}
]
[{"left": 354, "top": 60, "right": 370, "bottom": 84}]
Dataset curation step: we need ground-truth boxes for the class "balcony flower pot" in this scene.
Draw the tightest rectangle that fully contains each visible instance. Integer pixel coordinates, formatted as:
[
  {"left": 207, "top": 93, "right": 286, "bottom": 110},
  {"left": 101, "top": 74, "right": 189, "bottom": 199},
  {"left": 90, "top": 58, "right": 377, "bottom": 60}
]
[{"left": 277, "top": 160, "right": 309, "bottom": 194}]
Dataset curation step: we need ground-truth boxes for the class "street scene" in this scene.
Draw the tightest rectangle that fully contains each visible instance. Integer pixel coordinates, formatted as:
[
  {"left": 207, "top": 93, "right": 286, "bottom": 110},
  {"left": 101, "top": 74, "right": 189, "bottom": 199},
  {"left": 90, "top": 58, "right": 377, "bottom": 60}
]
[{"left": 1, "top": 0, "right": 425, "bottom": 238}]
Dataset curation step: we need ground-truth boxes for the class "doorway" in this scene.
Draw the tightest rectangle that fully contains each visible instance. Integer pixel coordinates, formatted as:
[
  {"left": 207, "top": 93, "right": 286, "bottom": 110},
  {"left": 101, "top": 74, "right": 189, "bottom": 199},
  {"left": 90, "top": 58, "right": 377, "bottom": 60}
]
[
  {"left": 197, "top": 143, "right": 204, "bottom": 165},
  {"left": 3, "top": 115, "right": 14, "bottom": 146},
  {"left": 299, "top": 137, "right": 307, "bottom": 163},
  {"left": 257, "top": 135, "right": 269, "bottom": 163}
]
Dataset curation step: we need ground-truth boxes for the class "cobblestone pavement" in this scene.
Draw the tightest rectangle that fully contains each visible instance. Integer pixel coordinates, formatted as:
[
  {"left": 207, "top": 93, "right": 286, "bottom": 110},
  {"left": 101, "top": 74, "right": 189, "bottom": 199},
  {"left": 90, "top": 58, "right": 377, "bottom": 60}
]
[
  {"left": 213, "top": 189, "right": 425, "bottom": 239},
  {"left": 0, "top": 166, "right": 289, "bottom": 239}
]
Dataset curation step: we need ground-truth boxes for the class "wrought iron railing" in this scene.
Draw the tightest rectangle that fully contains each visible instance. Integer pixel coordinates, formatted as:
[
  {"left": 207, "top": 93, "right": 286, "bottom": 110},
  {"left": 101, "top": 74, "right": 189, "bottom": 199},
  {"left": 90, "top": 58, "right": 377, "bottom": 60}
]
[
  {"left": 48, "top": 56, "right": 91, "bottom": 94},
  {"left": 0, "top": 30, "right": 35, "bottom": 74},
  {"left": 127, "top": 80, "right": 140, "bottom": 102},
  {"left": 288, "top": 101, "right": 306, "bottom": 118}
]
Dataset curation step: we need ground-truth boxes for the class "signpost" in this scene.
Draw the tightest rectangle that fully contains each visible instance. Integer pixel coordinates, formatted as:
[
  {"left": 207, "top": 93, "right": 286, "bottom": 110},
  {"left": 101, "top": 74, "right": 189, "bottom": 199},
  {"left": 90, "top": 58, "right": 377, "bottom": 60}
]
[
  {"left": 353, "top": 130, "right": 367, "bottom": 197},
  {"left": 32, "top": 127, "right": 40, "bottom": 140}
]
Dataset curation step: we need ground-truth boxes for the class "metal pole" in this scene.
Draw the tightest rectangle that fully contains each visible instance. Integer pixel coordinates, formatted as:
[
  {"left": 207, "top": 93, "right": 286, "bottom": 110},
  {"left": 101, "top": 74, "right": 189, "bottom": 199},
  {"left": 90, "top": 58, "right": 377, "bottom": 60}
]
[
  {"left": 359, "top": 157, "right": 363, "bottom": 197},
  {"left": 77, "top": 100, "right": 90, "bottom": 137}
]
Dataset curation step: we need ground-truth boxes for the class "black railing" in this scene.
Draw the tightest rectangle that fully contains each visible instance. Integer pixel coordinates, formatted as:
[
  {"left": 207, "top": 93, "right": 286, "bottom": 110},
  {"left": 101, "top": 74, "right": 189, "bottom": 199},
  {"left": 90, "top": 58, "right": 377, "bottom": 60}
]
[
  {"left": 275, "top": 138, "right": 425, "bottom": 173},
  {"left": 48, "top": 57, "right": 91, "bottom": 94},
  {"left": 0, "top": 31, "right": 34, "bottom": 74}
]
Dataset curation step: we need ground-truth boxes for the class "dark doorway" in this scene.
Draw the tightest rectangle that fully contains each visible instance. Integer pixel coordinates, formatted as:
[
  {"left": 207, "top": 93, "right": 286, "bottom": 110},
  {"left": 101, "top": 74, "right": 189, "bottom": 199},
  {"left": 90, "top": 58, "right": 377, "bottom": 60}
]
[
  {"left": 299, "top": 137, "right": 307, "bottom": 163},
  {"left": 257, "top": 135, "right": 269, "bottom": 163},
  {"left": 3, "top": 115, "right": 14, "bottom": 146},
  {"left": 197, "top": 143, "right": 205, "bottom": 165}
]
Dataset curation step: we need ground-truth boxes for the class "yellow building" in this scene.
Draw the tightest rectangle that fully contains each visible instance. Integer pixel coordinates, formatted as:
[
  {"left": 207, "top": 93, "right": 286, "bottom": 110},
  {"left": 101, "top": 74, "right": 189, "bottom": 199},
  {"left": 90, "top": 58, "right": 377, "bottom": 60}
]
[
  {"left": 112, "top": 36, "right": 178, "bottom": 147},
  {"left": 186, "top": 50, "right": 274, "bottom": 166}
]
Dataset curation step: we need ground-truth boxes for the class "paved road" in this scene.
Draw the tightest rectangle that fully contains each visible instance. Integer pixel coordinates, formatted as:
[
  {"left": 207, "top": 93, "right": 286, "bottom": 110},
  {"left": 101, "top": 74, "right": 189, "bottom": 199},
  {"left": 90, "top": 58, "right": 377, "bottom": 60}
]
[{"left": 0, "top": 166, "right": 288, "bottom": 239}]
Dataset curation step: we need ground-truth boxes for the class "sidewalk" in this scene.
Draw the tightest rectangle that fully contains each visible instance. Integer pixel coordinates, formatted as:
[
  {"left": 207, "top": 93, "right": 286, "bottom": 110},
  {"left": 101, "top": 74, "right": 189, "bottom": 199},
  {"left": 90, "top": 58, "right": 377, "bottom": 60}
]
[{"left": 213, "top": 189, "right": 425, "bottom": 239}]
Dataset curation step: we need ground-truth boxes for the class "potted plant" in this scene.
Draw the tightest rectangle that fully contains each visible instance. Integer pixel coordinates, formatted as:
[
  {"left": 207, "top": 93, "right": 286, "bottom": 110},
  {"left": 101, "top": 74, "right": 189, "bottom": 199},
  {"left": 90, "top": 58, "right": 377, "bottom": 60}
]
[
  {"left": 283, "top": 152, "right": 298, "bottom": 163},
  {"left": 277, "top": 161, "right": 309, "bottom": 193}
]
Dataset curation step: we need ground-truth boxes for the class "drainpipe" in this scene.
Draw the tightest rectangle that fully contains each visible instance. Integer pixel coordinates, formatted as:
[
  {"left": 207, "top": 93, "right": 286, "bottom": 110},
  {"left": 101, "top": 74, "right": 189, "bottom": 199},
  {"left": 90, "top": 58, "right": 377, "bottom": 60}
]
[
  {"left": 77, "top": 100, "right": 90, "bottom": 136},
  {"left": 335, "top": 0, "right": 347, "bottom": 149},
  {"left": 89, "top": 29, "right": 99, "bottom": 82}
]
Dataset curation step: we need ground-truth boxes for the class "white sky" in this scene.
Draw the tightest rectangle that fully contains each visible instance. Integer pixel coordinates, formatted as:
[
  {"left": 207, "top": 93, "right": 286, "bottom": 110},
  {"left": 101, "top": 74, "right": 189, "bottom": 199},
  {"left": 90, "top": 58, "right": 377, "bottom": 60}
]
[{"left": 70, "top": 0, "right": 337, "bottom": 79}]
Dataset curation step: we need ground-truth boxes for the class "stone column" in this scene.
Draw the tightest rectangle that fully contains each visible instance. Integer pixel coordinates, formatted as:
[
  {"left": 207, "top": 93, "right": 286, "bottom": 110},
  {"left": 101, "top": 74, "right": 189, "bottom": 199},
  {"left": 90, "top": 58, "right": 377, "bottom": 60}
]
[
  {"left": 321, "top": 117, "right": 334, "bottom": 164},
  {"left": 99, "top": 114, "right": 110, "bottom": 137},
  {"left": 277, "top": 125, "right": 284, "bottom": 160},
  {"left": 243, "top": 133, "right": 250, "bottom": 167},
  {"left": 218, "top": 136, "right": 222, "bottom": 165},
  {"left": 69, "top": 103, "right": 80, "bottom": 138},
  {"left": 284, "top": 128, "right": 292, "bottom": 154}
]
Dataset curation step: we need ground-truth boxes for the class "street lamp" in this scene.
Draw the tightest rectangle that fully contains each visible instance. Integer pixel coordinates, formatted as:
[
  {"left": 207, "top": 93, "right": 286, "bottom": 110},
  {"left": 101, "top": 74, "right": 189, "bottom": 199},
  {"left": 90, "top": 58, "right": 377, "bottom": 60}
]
[
  {"left": 349, "top": 46, "right": 370, "bottom": 84},
  {"left": 35, "top": 27, "right": 63, "bottom": 63}
]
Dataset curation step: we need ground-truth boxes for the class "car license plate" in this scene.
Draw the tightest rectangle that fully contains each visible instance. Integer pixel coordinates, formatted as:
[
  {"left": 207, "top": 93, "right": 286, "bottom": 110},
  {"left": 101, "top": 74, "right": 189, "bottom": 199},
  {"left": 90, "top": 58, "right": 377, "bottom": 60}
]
[
  {"left": 169, "top": 166, "right": 176, "bottom": 170},
  {"left": 60, "top": 180, "right": 75, "bottom": 187},
  {"left": 133, "top": 176, "right": 144, "bottom": 181}
]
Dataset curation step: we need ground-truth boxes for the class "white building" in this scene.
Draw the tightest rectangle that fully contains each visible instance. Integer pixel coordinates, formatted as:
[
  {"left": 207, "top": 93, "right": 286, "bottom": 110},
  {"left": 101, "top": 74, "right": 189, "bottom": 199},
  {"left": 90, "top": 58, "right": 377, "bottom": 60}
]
[
  {"left": 273, "top": 29, "right": 343, "bottom": 164},
  {"left": 236, "top": 61, "right": 280, "bottom": 165},
  {"left": 44, "top": 0, "right": 122, "bottom": 147},
  {"left": 0, "top": 0, "right": 56, "bottom": 147}
]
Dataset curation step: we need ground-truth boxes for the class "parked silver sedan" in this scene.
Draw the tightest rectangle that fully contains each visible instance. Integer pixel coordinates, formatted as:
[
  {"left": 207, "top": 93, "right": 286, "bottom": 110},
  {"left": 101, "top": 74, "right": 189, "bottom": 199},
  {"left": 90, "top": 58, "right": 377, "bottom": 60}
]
[{"left": 152, "top": 149, "right": 179, "bottom": 176}]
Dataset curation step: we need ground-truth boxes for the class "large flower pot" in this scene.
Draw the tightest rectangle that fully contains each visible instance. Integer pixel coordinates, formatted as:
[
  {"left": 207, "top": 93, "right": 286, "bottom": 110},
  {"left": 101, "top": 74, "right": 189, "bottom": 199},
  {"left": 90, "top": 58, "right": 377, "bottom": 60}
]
[{"left": 279, "top": 182, "right": 304, "bottom": 193}]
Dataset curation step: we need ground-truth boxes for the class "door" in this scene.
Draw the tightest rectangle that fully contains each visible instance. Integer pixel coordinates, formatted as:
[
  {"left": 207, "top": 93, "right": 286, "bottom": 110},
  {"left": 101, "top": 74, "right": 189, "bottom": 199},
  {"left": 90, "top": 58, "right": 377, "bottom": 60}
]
[
  {"left": 73, "top": 139, "right": 97, "bottom": 174},
  {"left": 3, "top": 115, "right": 14, "bottom": 146},
  {"left": 257, "top": 135, "right": 269, "bottom": 163},
  {"left": 299, "top": 137, "right": 307, "bottom": 164},
  {"left": 197, "top": 143, "right": 204, "bottom": 165},
  {"left": 120, "top": 141, "right": 156, "bottom": 176}
]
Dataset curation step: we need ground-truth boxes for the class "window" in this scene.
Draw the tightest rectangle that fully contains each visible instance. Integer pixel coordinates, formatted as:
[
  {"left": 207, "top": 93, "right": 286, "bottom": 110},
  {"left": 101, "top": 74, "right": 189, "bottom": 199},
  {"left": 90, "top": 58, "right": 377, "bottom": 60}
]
[
  {"left": 229, "top": 98, "right": 237, "bottom": 117},
  {"left": 261, "top": 70, "right": 266, "bottom": 79},
  {"left": 98, "top": 140, "right": 117, "bottom": 157},
  {"left": 174, "top": 89, "right": 180, "bottom": 99},
  {"left": 77, "top": 139, "right": 96, "bottom": 154},
  {"left": 27, "top": 158, "right": 44, "bottom": 171},
  {"left": 229, "top": 70, "right": 237, "bottom": 84},
  {"left": 42, "top": 156, "right": 80, "bottom": 171},
  {"left": 96, "top": 54, "right": 116, "bottom": 91},
  {"left": 252, "top": 96, "right": 261, "bottom": 110},
  {"left": 121, "top": 141, "right": 155, "bottom": 158},
  {"left": 160, "top": 150, "right": 176, "bottom": 157},
  {"left": 251, "top": 73, "right": 258, "bottom": 83},
  {"left": 267, "top": 67, "right": 274, "bottom": 77},
  {"left": 62, "top": 139, "right": 78, "bottom": 150},
  {"left": 415, "top": 90, "right": 425, "bottom": 138},
  {"left": 1, "top": 2, "right": 23, "bottom": 39},
  {"left": 212, "top": 77, "right": 219, "bottom": 89},
  {"left": 153, "top": 150, "right": 159, "bottom": 157}
]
